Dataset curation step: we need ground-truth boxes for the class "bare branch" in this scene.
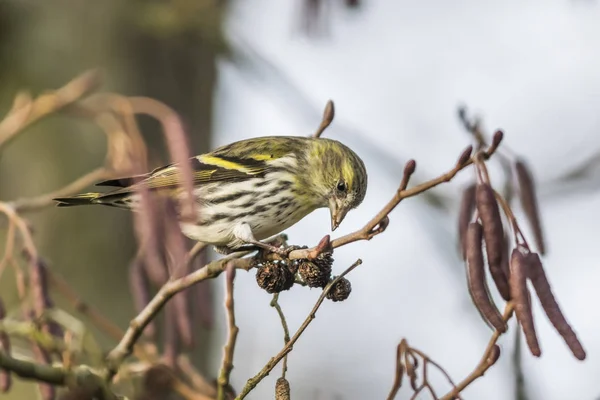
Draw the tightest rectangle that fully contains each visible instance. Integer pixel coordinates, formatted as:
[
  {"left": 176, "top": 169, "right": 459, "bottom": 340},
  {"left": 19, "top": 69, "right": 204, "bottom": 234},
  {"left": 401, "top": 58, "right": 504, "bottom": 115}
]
[
  {"left": 0, "top": 351, "right": 117, "bottom": 400},
  {"left": 235, "top": 259, "right": 363, "bottom": 399},
  {"left": 440, "top": 303, "right": 514, "bottom": 400},
  {"left": 12, "top": 167, "right": 111, "bottom": 213},
  {"left": 0, "top": 70, "right": 102, "bottom": 149},
  {"left": 286, "top": 141, "right": 502, "bottom": 261},
  {"left": 105, "top": 251, "right": 253, "bottom": 378},
  {"left": 270, "top": 294, "right": 291, "bottom": 378},
  {"left": 217, "top": 263, "right": 240, "bottom": 400}
]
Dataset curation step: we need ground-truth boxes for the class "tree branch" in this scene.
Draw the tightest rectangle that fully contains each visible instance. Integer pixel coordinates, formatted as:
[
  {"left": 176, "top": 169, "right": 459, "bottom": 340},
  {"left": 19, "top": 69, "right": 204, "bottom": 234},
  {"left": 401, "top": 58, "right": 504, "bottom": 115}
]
[
  {"left": 217, "top": 264, "right": 239, "bottom": 400},
  {"left": 11, "top": 167, "right": 111, "bottom": 212},
  {"left": 0, "top": 351, "right": 117, "bottom": 400},
  {"left": 105, "top": 251, "right": 253, "bottom": 378},
  {"left": 235, "top": 259, "right": 363, "bottom": 399},
  {"left": 440, "top": 302, "right": 514, "bottom": 400},
  {"left": 283, "top": 136, "right": 501, "bottom": 261}
]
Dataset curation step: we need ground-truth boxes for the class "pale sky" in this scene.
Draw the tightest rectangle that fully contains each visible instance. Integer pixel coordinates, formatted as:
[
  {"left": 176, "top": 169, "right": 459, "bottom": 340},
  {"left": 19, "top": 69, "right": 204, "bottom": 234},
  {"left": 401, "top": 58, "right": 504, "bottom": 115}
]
[{"left": 208, "top": 1, "right": 600, "bottom": 399}]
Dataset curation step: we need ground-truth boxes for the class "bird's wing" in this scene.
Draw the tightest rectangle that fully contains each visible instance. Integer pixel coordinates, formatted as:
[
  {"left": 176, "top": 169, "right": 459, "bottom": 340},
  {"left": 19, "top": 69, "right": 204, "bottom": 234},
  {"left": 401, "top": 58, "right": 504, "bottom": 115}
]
[{"left": 95, "top": 149, "right": 294, "bottom": 199}]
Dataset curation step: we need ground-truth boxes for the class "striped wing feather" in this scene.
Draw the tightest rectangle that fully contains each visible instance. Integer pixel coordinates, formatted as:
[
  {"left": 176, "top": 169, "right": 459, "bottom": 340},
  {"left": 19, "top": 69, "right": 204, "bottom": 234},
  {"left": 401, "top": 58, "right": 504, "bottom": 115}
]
[{"left": 94, "top": 138, "right": 299, "bottom": 200}]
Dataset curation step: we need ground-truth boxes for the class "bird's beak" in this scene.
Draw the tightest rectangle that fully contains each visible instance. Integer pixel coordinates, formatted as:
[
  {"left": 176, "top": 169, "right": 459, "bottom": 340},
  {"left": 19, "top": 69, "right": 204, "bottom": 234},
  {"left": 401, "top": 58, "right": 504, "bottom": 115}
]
[{"left": 329, "top": 198, "right": 348, "bottom": 231}]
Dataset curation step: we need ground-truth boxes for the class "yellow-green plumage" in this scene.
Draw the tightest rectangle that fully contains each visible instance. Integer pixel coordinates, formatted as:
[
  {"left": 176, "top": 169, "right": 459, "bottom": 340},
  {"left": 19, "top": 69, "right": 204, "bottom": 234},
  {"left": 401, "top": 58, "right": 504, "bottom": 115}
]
[{"left": 54, "top": 136, "right": 368, "bottom": 253}]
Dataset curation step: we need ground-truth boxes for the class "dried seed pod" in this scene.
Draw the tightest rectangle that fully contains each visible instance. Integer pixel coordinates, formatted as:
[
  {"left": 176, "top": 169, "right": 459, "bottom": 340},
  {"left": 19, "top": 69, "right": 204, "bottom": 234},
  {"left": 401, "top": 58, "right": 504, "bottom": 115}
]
[
  {"left": 515, "top": 160, "right": 546, "bottom": 255},
  {"left": 458, "top": 184, "right": 476, "bottom": 260},
  {"left": 172, "top": 290, "right": 193, "bottom": 349},
  {"left": 28, "top": 258, "right": 63, "bottom": 339},
  {"left": 298, "top": 261, "right": 329, "bottom": 288},
  {"left": 275, "top": 377, "right": 291, "bottom": 400},
  {"left": 510, "top": 249, "right": 541, "bottom": 357},
  {"left": 298, "top": 255, "right": 332, "bottom": 288},
  {"left": 129, "top": 258, "right": 155, "bottom": 338},
  {"left": 326, "top": 277, "right": 352, "bottom": 302},
  {"left": 314, "top": 252, "right": 334, "bottom": 269},
  {"left": 465, "top": 223, "right": 507, "bottom": 332},
  {"left": 527, "top": 253, "right": 585, "bottom": 360},
  {"left": 476, "top": 183, "right": 510, "bottom": 300},
  {"left": 500, "top": 231, "right": 511, "bottom": 286},
  {"left": 163, "top": 303, "right": 180, "bottom": 368},
  {"left": 256, "top": 262, "right": 294, "bottom": 294},
  {"left": 164, "top": 204, "right": 194, "bottom": 349},
  {"left": 0, "top": 298, "right": 11, "bottom": 393}
]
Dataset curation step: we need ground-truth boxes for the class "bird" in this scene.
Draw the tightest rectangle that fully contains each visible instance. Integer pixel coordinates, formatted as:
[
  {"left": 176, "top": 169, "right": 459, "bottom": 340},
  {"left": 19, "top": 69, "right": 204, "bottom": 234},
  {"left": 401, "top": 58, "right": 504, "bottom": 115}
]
[{"left": 54, "top": 136, "right": 368, "bottom": 255}]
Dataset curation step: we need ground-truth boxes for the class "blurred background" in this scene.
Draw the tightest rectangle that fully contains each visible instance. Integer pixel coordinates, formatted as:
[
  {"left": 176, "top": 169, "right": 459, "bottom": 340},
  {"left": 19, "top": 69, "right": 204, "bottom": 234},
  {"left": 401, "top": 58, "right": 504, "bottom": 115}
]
[{"left": 0, "top": 0, "right": 599, "bottom": 399}]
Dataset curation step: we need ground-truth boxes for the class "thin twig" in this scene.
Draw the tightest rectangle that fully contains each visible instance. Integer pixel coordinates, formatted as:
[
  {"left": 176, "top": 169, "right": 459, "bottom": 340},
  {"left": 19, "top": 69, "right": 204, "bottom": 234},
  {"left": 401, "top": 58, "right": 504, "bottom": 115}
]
[
  {"left": 105, "top": 251, "right": 253, "bottom": 378},
  {"left": 0, "top": 319, "right": 68, "bottom": 354},
  {"left": 0, "top": 70, "right": 101, "bottom": 149},
  {"left": 0, "top": 351, "right": 116, "bottom": 399},
  {"left": 235, "top": 259, "right": 363, "bottom": 399},
  {"left": 410, "top": 348, "right": 462, "bottom": 400},
  {"left": 440, "top": 303, "right": 514, "bottom": 400},
  {"left": 217, "top": 263, "right": 239, "bottom": 400},
  {"left": 11, "top": 167, "right": 111, "bottom": 212},
  {"left": 270, "top": 294, "right": 291, "bottom": 378}
]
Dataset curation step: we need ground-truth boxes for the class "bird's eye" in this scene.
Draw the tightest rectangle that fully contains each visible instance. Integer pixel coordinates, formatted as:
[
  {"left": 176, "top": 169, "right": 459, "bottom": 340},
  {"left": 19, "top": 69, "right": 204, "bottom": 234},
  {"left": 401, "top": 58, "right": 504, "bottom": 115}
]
[{"left": 336, "top": 180, "right": 347, "bottom": 193}]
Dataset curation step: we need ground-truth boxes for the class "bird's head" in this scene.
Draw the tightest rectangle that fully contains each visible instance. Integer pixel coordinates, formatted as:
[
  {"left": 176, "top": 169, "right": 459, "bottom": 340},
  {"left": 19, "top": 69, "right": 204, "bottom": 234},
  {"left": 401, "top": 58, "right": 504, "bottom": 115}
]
[{"left": 307, "top": 139, "right": 368, "bottom": 231}]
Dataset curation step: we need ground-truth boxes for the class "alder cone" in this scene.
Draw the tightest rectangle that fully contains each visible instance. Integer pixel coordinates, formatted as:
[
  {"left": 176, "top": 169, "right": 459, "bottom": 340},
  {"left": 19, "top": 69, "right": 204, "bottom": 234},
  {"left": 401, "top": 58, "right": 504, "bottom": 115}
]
[
  {"left": 256, "top": 262, "right": 294, "bottom": 294},
  {"left": 326, "top": 277, "right": 352, "bottom": 302},
  {"left": 275, "top": 377, "right": 291, "bottom": 400}
]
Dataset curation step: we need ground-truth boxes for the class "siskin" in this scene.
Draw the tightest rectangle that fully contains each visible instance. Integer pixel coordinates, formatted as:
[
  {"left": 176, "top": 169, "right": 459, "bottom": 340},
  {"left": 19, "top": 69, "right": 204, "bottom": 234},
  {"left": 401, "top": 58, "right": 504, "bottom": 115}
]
[{"left": 54, "top": 136, "right": 368, "bottom": 255}]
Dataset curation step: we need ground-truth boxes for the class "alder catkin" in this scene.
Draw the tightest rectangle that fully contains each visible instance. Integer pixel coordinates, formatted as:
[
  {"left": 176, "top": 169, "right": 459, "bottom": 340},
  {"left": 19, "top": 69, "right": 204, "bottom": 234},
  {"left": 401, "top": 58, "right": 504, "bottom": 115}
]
[
  {"left": 476, "top": 183, "right": 510, "bottom": 300},
  {"left": 0, "top": 298, "right": 11, "bottom": 392},
  {"left": 465, "top": 222, "right": 506, "bottom": 333},
  {"left": 129, "top": 259, "right": 156, "bottom": 338},
  {"left": 515, "top": 160, "right": 546, "bottom": 255},
  {"left": 509, "top": 249, "right": 541, "bottom": 357},
  {"left": 458, "top": 184, "right": 476, "bottom": 260},
  {"left": 527, "top": 253, "right": 586, "bottom": 360}
]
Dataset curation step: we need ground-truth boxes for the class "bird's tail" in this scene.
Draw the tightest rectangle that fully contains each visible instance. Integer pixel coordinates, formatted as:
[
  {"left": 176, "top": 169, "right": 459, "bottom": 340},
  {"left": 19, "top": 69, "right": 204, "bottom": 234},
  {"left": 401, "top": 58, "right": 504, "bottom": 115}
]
[{"left": 54, "top": 193, "right": 103, "bottom": 207}]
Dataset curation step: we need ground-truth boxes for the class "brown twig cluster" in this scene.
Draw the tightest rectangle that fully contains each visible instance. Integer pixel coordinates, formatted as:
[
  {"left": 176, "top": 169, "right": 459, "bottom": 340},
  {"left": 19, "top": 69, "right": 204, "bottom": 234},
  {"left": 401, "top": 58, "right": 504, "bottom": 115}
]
[
  {"left": 386, "top": 109, "right": 586, "bottom": 400},
  {"left": 0, "top": 73, "right": 587, "bottom": 400},
  {"left": 387, "top": 338, "right": 465, "bottom": 400},
  {"left": 457, "top": 108, "right": 585, "bottom": 361},
  {"left": 0, "top": 72, "right": 216, "bottom": 400}
]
